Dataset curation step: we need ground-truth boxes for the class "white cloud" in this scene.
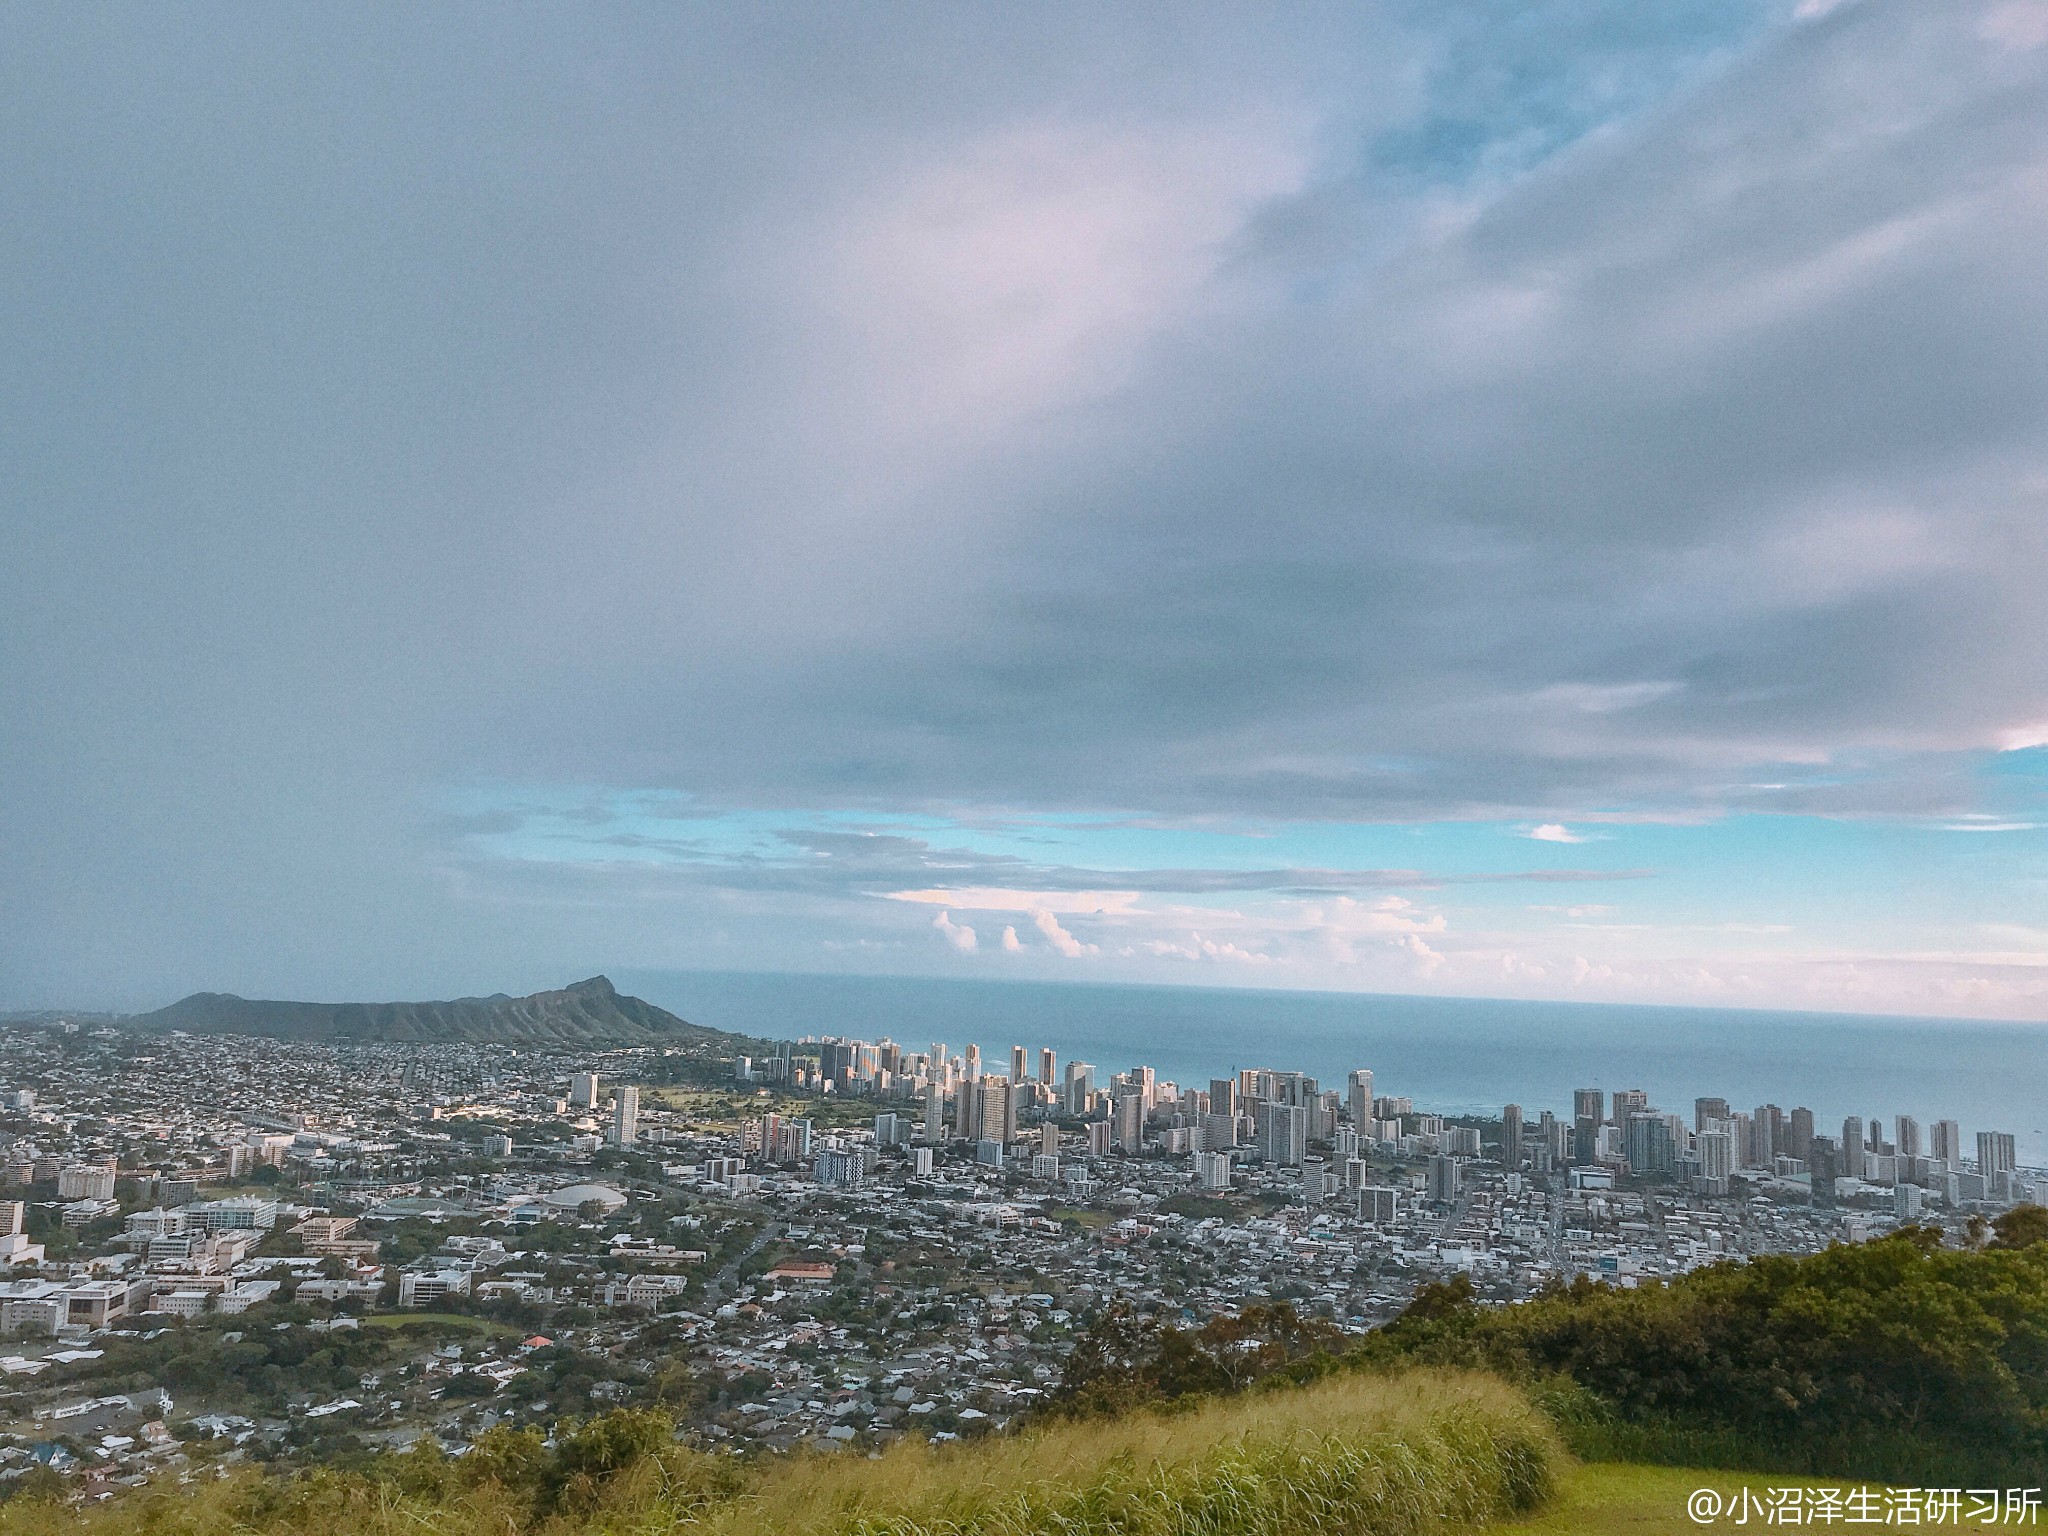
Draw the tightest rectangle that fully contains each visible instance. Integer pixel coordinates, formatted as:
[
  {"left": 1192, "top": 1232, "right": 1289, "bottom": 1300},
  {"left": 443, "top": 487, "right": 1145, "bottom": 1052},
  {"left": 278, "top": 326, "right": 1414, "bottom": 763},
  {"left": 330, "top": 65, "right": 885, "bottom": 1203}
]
[
  {"left": 1001, "top": 924, "right": 1023, "bottom": 952},
  {"left": 1401, "top": 934, "right": 1446, "bottom": 976},
  {"left": 1141, "top": 934, "right": 1274, "bottom": 965},
  {"left": 932, "top": 910, "right": 978, "bottom": 952},
  {"left": 1030, "top": 906, "right": 1099, "bottom": 958},
  {"left": 1526, "top": 824, "right": 1588, "bottom": 843}
]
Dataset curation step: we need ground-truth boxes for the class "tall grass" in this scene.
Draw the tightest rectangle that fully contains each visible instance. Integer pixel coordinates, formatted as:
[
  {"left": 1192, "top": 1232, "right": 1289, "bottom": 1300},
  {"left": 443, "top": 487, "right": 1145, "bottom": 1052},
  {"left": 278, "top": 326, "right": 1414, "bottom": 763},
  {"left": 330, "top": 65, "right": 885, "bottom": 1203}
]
[{"left": 0, "top": 1369, "right": 1557, "bottom": 1536}]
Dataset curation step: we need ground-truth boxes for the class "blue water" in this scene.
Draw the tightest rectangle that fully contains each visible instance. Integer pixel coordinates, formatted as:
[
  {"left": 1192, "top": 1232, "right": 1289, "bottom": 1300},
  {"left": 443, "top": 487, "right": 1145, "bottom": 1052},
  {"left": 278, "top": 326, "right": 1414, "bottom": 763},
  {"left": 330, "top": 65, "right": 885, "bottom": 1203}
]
[{"left": 618, "top": 969, "right": 2048, "bottom": 1163}]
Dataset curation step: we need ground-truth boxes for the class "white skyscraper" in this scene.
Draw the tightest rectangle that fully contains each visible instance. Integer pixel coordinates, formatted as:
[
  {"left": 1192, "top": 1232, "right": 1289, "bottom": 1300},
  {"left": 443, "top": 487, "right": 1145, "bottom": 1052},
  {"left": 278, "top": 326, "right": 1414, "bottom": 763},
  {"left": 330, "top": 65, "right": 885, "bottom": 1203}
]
[
  {"left": 570, "top": 1072, "right": 600, "bottom": 1109},
  {"left": 1347, "top": 1069, "right": 1374, "bottom": 1130},
  {"left": 612, "top": 1086, "right": 639, "bottom": 1145},
  {"left": 1697, "top": 1127, "right": 1736, "bottom": 1183}
]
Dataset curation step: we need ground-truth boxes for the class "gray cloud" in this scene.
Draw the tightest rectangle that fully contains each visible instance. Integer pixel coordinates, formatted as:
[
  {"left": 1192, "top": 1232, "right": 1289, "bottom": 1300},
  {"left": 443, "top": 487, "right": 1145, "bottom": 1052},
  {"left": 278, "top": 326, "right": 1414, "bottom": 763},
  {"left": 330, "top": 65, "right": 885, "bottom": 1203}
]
[
  {"left": 3, "top": 1, "right": 2043, "bottom": 1004},
  {"left": 620, "top": 828, "right": 1657, "bottom": 898}
]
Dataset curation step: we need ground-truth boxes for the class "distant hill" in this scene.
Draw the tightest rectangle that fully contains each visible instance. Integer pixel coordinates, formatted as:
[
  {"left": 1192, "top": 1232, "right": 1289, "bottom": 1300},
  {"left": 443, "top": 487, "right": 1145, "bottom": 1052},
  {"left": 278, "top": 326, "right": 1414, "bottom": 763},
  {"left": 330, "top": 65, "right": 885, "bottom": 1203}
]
[{"left": 128, "top": 975, "right": 723, "bottom": 1047}]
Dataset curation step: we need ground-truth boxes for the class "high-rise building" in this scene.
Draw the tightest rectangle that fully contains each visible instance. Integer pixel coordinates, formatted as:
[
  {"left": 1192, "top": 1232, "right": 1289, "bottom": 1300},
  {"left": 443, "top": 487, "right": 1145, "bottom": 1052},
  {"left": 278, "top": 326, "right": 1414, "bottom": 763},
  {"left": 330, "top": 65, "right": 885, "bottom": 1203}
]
[
  {"left": 1696, "top": 1128, "right": 1735, "bottom": 1183},
  {"left": 1787, "top": 1107, "right": 1815, "bottom": 1160},
  {"left": 922, "top": 1091, "right": 945, "bottom": 1143},
  {"left": 1623, "top": 1113, "right": 1675, "bottom": 1177},
  {"left": 1038, "top": 1047, "right": 1056, "bottom": 1085},
  {"left": 0, "top": 1199, "right": 41, "bottom": 1268},
  {"left": 1573, "top": 1089, "right": 1604, "bottom": 1165},
  {"left": 1807, "top": 1135, "right": 1839, "bottom": 1206},
  {"left": 1347, "top": 1070, "right": 1374, "bottom": 1130},
  {"left": 612, "top": 1087, "right": 639, "bottom": 1146},
  {"left": 1930, "top": 1120, "right": 1962, "bottom": 1164},
  {"left": 1209, "top": 1078, "right": 1238, "bottom": 1119},
  {"left": 1753, "top": 1105, "right": 1784, "bottom": 1164},
  {"left": 1255, "top": 1102, "right": 1308, "bottom": 1167},
  {"left": 1501, "top": 1104, "right": 1524, "bottom": 1168},
  {"left": 964, "top": 1044, "right": 981, "bottom": 1080},
  {"left": 1840, "top": 1117, "right": 1865, "bottom": 1180},
  {"left": 1200, "top": 1111, "right": 1238, "bottom": 1152},
  {"left": 1694, "top": 1097, "right": 1731, "bottom": 1132},
  {"left": 1725, "top": 1111, "right": 1753, "bottom": 1168},
  {"left": 1425, "top": 1155, "right": 1460, "bottom": 1205},
  {"left": 1064, "top": 1061, "right": 1096, "bottom": 1115},
  {"left": 57, "top": 1163, "right": 116, "bottom": 1201},
  {"left": 1978, "top": 1131, "right": 2018, "bottom": 1177},
  {"left": 1359, "top": 1186, "right": 1399, "bottom": 1225},
  {"left": 814, "top": 1149, "right": 863, "bottom": 1188},
  {"left": 1040, "top": 1123, "right": 1058, "bottom": 1157},
  {"left": 1196, "top": 1151, "right": 1232, "bottom": 1191},
  {"left": 975, "top": 1077, "right": 1015, "bottom": 1146},
  {"left": 570, "top": 1072, "right": 600, "bottom": 1109},
  {"left": 1113, "top": 1092, "right": 1146, "bottom": 1152},
  {"left": 1695, "top": 1130, "right": 1728, "bottom": 1179},
  {"left": 1010, "top": 1046, "right": 1028, "bottom": 1083},
  {"left": 1612, "top": 1088, "right": 1649, "bottom": 1124},
  {"left": 1895, "top": 1116, "right": 1921, "bottom": 1158},
  {"left": 1086, "top": 1120, "right": 1112, "bottom": 1156}
]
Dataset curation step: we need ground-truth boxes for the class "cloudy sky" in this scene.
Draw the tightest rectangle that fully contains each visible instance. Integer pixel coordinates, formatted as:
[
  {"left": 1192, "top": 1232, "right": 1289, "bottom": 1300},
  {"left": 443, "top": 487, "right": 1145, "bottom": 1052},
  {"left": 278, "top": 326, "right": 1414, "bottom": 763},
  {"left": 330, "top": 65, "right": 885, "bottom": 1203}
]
[{"left": 5, "top": 0, "right": 2047, "bottom": 1018}]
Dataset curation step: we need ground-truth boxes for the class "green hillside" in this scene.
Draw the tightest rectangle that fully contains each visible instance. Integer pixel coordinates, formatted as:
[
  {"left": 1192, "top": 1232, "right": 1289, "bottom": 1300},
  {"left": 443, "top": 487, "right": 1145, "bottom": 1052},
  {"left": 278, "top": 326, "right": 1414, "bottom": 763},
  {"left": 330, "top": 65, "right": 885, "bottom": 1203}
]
[
  {"left": 0, "top": 1370, "right": 1553, "bottom": 1536},
  {"left": 127, "top": 975, "right": 722, "bottom": 1046}
]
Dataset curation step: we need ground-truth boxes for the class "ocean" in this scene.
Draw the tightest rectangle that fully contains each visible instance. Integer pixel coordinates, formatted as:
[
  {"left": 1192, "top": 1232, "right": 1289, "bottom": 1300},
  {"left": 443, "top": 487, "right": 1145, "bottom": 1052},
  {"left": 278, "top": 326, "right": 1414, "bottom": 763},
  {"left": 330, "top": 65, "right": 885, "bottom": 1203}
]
[{"left": 618, "top": 969, "right": 2048, "bottom": 1164}]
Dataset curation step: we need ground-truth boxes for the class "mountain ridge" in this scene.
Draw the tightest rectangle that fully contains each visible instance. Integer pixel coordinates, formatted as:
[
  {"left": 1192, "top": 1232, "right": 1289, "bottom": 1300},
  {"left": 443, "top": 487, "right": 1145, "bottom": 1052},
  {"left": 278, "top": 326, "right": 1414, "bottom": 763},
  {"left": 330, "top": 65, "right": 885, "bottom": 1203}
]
[{"left": 127, "top": 975, "right": 722, "bottom": 1046}]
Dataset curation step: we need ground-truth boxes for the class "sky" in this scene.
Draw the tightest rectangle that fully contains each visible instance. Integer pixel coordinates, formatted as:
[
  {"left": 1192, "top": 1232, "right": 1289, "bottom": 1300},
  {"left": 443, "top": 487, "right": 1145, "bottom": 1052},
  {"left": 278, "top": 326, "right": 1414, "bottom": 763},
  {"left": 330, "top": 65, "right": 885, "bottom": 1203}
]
[{"left": 3, "top": 0, "right": 2047, "bottom": 1019}]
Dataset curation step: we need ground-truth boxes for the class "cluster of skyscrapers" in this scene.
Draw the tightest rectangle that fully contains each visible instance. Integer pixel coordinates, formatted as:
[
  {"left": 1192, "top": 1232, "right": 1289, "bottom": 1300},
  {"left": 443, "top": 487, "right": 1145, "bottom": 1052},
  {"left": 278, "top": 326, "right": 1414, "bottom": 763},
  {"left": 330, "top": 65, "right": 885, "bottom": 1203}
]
[
  {"left": 742, "top": 1035, "right": 2033, "bottom": 1214},
  {"left": 1504, "top": 1088, "right": 2028, "bottom": 1208}
]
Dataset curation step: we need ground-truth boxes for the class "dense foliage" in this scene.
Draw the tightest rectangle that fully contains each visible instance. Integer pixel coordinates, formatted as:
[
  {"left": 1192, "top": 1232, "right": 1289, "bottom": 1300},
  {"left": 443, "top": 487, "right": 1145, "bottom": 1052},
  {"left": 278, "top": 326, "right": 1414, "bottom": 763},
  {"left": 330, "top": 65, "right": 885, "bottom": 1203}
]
[
  {"left": 1050, "top": 1301, "right": 1350, "bottom": 1417},
  {"left": 1051, "top": 1212, "right": 2048, "bottom": 1485},
  {"left": 1366, "top": 1217, "right": 2048, "bottom": 1483}
]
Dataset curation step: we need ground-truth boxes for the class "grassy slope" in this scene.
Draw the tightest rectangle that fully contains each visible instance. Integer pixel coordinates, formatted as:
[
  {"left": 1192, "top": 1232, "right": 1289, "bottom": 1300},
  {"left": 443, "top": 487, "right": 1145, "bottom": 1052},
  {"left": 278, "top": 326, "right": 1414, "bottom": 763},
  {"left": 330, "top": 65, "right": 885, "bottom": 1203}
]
[{"left": 0, "top": 1370, "right": 1557, "bottom": 1536}]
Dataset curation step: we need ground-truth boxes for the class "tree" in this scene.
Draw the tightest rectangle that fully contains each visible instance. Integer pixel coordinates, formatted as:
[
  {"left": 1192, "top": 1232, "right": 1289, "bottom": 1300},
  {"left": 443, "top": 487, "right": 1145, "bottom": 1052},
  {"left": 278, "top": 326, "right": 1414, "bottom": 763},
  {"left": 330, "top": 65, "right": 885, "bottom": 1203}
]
[{"left": 1990, "top": 1203, "right": 2048, "bottom": 1250}]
